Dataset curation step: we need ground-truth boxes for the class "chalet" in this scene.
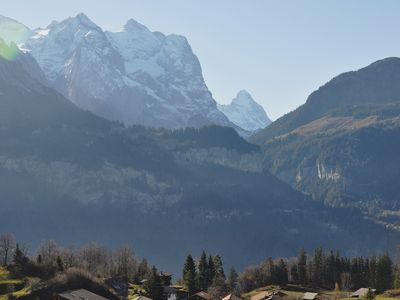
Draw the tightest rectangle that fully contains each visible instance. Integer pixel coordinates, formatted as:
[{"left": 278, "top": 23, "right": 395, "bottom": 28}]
[
  {"left": 104, "top": 276, "right": 128, "bottom": 298},
  {"left": 302, "top": 292, "right": 318, "bottom": 300},
  {"left": 351, "top": 288, "right": 376, "bottom": 298},
  {"left": 190, "top": 291, "right": 212, "bottom": 300},
  {"left": 160, "top": 272, "right": 173, "bottom": 286},
  {"left": 222, "top": 294, "right": 243, "bottom": 300},
  {"left": 165, "top": 285, "right": 188, "bottom": 300},
  {"left": 251, "top": 291, "right": 272, "bottom": 300},
  {"left": 54, "top": 289, "right": 109, "bottom": 300},
  {"left": 252, "top": 291, "right": 288, "bottom": 300}
]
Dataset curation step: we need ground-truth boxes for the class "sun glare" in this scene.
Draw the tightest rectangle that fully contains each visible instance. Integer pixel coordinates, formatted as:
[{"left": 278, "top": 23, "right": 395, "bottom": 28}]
[{"left": 0, "top": 19, "right": 29, "bottom": 60}]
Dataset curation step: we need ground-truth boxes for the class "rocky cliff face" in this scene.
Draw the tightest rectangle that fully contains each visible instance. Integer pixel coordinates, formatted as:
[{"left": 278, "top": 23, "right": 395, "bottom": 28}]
[
  {"left": 252, "top": 58, "right": 400, "bottom": 227},
  {"left": 0, "top": 50, "right": 397, "bottom": 272},
  {"left": 21, "top": 13, "right": 233, "bottom": 129}
]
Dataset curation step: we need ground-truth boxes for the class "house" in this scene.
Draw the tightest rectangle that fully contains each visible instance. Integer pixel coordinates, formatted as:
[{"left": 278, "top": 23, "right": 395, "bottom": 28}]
[
  {"left": 252, "top": 291, "right": 288, "bottom": 300},
  {"left": 222, "top": 294, "right": 243, "bottom": 300},
  {"left": 251, "top": 291, "right": 272, "bottom": 300},
  {"left": 160, "top": 272, "right": 173, "bottom": 286},
  {"left": 351, "top": 288, "right": 376, "bottom": 298},
  {"left": 104, "top": 276, "right": 128, "bottom": 298},
  {"left": 165, "top": 285, "right": 188, "bottom": 300},
  {"left": 54, "top": 289, "right": 109, "bottom": 300},
  {"left": 190, "top": 291, "right": 212, "bottom": 300},
  {"left": 267, "top": 291, "right": 288, "bottom": 300},
  {"left": 302, "top": 292, "right": 318, "bottom": 300}
]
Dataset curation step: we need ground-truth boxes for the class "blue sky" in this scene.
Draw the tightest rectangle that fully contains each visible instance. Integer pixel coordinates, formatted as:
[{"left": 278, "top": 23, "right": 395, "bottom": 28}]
[{"left": 2, "top": 0, "right": 400, "bottom": 119}]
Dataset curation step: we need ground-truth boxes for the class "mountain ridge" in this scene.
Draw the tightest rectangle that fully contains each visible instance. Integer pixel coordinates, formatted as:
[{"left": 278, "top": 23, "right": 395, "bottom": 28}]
[
  {"left": 15, "top": 13, "right": 239, "bottom": 132},
  {"left": 252, "top": 57, "right": 400, "bottom": 144},
  {"left": 251, "top": 57, "right": 400, "bottom": 228},
  {"left": 0, "top": 50, "right": 397, "bottom": 273}
]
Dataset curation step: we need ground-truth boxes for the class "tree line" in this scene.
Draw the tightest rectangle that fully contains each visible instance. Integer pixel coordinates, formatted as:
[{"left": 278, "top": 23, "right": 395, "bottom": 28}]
[
  {"left": 239, "top": 248, "right": 396, "bottom": 293},
  {"left": 0, "top": 233, "right": 184, "bottom": 300},
  {"left": 2, "top": 233, "right": 400, "bottom": 300}
]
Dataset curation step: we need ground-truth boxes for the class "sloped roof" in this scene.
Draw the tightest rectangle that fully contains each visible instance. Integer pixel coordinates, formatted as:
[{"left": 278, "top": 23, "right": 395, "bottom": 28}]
[
  {"left": 351, "top": 288, "right": 376, "bottom": 298},
  {"left": 192, "top": 291, "right": 212, "bottom": 300},
  {"left": 58, "top": 289, "right": 108, "bottom": 300},
  {"left": 134, "top": 296, "right": 153, "bottom": 300},
  {"left": 302, "top": 292, "right": 318, "bottom": 300},
  {"left": 251, "top": 291, "right": 272, "bottom": 300},
  {"left": 222, "top": 294, "right": 243, "bottom": 300}
]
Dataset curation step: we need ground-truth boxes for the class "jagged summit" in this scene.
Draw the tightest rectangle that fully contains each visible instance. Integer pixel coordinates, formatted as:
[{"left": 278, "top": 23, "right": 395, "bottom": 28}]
[
  {"left": 18, "top": 13, "right": 233, "bottom": 130},
  {"left": 218, "top": 90, "right": 272, "bottom": 132},
  {"left": 124, "top": 18, "right": 150, "bottom": 32},
  {"left": 233, "top": 90, "right": 258, "bottom": 105},
  {"left": 1, "top": 13, "right": 257, "bottom": 134},
  {"left": 63, "top": 13, "right": 101, "bottom": 30}
]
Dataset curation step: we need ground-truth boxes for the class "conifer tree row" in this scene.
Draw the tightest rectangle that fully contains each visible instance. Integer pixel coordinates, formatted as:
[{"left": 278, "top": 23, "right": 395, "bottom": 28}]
[{"left": 239, "top": 248, "right": 396, "bottom": 293}]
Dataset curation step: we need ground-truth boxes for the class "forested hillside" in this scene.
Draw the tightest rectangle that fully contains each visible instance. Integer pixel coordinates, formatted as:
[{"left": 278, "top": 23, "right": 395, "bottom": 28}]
[{"left": 0, "top": 48, "right": 398, "bottom": 273}]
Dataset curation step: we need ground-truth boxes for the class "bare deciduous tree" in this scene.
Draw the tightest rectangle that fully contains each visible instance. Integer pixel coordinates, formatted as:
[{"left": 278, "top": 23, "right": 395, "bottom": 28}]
[
  {"left": 112, "top": 245, "right": 137, "bottom": 281},
  {"left": 79, "top": 243, "right": 109, "bottom": 276},
  {"left": 38, "top": 240, "right": 60, "bottom": 265},
  {"left": 0, "top": 233, "right": 16, "bottom": 266},
  {"left": 60, "top": 246, "right": 78, "bottom": 269}
]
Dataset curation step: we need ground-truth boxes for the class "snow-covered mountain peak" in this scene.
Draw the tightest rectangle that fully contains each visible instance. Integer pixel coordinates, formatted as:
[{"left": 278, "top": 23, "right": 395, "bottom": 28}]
[
  {"left": 218, "top": 90, "right": 272, "bottom": 131},
  {"left": 46, "top": 20, "right": 59, "bottom": 29},
  {"left": 11, "top": 13, "right": 234, "bottom": 130},
  {"left": 74, "top": 13, "right": 96, "bottom": 27},
  {"left": 124, "top": 19, "right": 150, "bottom": 32},
  {"left": 233, "top": 90, "right": 257, "bottom": 105}
]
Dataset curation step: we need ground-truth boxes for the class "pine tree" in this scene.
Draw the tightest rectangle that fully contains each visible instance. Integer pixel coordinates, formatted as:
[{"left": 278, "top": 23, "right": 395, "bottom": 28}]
[
  {"left": 197, "top": 251, "right": 209, "bottom": 291},
  {"left": 326, "top": 251, "right": 336, "bottom": 289},
  {"left": 334, "top": 251, "right": 342, "bottom": 287},
  {"left": 183, "top": 255, "right": 197, "bottom": 296},
  {"left": 227, "top": 267, "right": 238, "bottom": 292},
  {"left": 298, "top": 248, "right": 307, "bottom": 285},
  {"left": 12, "top": 244, "right": 28, "bottom": 276},
  {"left": 376, "top": 253, "right": 393, "bottom": 292},
  {"left": 213, "top": 255, "right": 225, "bottom": 281},
  {"left": 369, "top": 256, "right": 377, "bottom": 288},
  {"left": 394, "top": 248, "right": 400, "bottom": 289},
  {"left": 208, "top": 255, "right": 216, "bottom": 287},
  {"left": 145, "top": 266, "right": 165, "bottom": 300},
  {"left": 13, "top": 244, "right": 24, "bottom": 265},
  {"left": 311, "top": 248, "right": 324, "bottom": 287}
]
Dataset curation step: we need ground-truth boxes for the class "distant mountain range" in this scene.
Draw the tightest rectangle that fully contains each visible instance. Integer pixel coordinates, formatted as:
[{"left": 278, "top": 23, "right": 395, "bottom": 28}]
[
  {"left": 252, "top": 57, "right": 400, "bottom": 228},
  {"left": 218, "top": 90, "right": 271, "bottom": 131},
  {"left": 0, "top": 14, "right": 270, "bottom": 135},
  {"left": 0, "top": 43, "right": 396, "bottom": 274}
]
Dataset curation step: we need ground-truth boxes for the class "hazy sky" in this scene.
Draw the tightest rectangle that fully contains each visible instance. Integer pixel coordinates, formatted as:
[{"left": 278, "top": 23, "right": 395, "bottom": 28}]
[{"left": 2, "top": 0, "right": 400, "bottom": 119}]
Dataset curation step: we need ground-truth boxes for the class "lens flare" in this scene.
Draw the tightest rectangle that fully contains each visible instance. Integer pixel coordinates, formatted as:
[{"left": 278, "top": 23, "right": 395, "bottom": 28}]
[
  {"left": 0, "top": 39, "right": 19, "bottom": 60},
  {"left": 0, "top": 18, "right": 30, "bottom": 60}
]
